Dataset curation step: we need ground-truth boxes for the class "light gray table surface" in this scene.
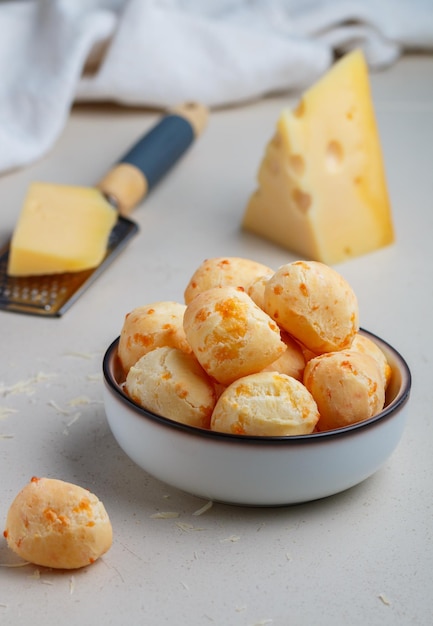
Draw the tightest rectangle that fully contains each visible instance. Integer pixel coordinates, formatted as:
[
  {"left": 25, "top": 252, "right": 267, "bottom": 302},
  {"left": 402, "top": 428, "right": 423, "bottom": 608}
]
[{"left": 1, "top": 54, "right": 432, "bottom": 625}]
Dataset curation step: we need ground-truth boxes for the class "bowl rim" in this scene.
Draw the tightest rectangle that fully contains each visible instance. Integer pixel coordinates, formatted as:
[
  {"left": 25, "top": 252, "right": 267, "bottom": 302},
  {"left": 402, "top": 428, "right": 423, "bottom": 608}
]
[{"left": 102, "top": 328, "right": 411, "bottom": 446}]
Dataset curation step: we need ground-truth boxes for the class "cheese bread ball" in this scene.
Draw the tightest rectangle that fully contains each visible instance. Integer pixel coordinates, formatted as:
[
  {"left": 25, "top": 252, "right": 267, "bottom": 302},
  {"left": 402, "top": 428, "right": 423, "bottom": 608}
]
[
  {"left": 303, "top": 350, "right": 385, "bottom": 431},
  {"left": 262, "top": 332, "right": 306, "bottom": 381},
  {"left": 350, "top": 333, "right": 391, "bottom": 388},
  {"left": 125, "top": 346, "right": 216, "bottom": 429},
  {"left": 184, "top": 256, "right": 273, "bottom": 304},
  {"left": 118, "top": 301, "right": 191, "bottom": 375},
  {"left": 4, "top": 477, "right": 112, "bottom": 569},
  {"left": 246, "top": 272, "right": 272, "bottom": 310},
  {"left": 211, "top": 372, "right": 319, "bottom": 436},
  {"left": 183, "top": 286, "right": 287, "bottom": 386},
  {"left": 264, "top": 260, "right": 359, "bottom": 354}
]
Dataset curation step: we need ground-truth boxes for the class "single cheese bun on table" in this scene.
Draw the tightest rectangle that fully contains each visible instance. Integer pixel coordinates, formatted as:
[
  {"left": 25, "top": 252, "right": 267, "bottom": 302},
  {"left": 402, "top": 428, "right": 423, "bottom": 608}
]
[
  {"left": 184, "top": 256, "right": 273, "bottom": 304},
  {"left": 303, "top": 350, "right": 385, "bottom": 431},
  {"left": 3, "top": 477, "right": 112, "bottom": 569},
  {"left": 183, "top": 286, "right": 287, "bottom": 386},
  {"left": 211, "top": 372, "right": 319, "bottom": 436},
  {"left": 118, "top": 301, "right": 191, "bottom": 375},
  {"left": 125, "top": 346, "right": 216, "bottom": 429},
  {"left": 264, "top": 260, "right": 359, "bottom": 354}
]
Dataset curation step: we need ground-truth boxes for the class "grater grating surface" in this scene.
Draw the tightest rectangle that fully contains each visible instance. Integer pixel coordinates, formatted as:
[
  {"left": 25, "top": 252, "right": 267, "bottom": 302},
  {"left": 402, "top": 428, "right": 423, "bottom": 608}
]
[{"left": 0, "top": 216, "right": 138, "bottom": 317}]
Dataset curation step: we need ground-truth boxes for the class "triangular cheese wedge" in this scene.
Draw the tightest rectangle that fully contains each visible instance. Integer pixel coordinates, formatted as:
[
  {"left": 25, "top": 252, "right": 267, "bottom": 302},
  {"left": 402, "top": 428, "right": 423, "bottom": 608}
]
[{"left": 242, "top": 49, "right": 394, "bottom": 265}]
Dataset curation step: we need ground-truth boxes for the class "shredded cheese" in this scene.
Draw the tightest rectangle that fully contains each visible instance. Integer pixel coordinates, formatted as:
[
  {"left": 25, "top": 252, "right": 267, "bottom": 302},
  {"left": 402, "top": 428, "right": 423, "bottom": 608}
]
[
  {"left": 175, "top": 522, "right": 206, "bottom": 532},
  {"left": 192, "top": 501, "right": 213, "bottom": 516},
  {"left": 66, "top": 412, "right": 82, "bottom": 427},
  {"left": 0, "top": 372, "right": 56, "bottom": 397},
  {"left": 64, "top": 351, "right": 96, "bottom": 360},
  {"left": 67, "top": 396, "right": 92, "bottom": 406},
  {"left": 0, "top": 407, "right": 18, "bottom": 420},
  {"left": 378, "top": 593, "right": 391, "bottom": 606},
  {"left": 220, "top": 535, "right": 240, "bottom": 543},
  {"left": 47, "top": 400, "right": 71, "bottom": 415},
  {"left": 150, "top": 511, "right": 180, "bottom": 519},
  {"left": 87, "top": 373, "right": 102, "bottom": 381}
]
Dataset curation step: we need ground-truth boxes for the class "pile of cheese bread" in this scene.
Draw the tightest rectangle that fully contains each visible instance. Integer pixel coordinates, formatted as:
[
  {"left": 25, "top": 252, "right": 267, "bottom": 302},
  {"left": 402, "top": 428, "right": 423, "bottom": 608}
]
[{"left": 119, "top": 256, "right": 390, "bottom": 436}]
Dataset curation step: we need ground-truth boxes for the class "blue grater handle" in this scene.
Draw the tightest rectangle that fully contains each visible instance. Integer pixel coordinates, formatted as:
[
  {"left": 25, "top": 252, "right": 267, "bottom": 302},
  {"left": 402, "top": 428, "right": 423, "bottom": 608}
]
[{"left": 98, "top": 103, "right": 208, "bottom": 216}]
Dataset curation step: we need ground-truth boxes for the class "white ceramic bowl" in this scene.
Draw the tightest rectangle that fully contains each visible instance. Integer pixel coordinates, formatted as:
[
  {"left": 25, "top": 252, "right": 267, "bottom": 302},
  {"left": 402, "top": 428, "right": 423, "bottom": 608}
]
[{"left": 102, "top": 329, "right": 411, "bottom": 507}]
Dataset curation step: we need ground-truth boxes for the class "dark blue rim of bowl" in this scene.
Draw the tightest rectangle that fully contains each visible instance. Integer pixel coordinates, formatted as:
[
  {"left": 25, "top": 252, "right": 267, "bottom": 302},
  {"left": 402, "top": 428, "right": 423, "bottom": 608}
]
[{"left": 102, "top": 328, "right": 411, "bottom": 445}]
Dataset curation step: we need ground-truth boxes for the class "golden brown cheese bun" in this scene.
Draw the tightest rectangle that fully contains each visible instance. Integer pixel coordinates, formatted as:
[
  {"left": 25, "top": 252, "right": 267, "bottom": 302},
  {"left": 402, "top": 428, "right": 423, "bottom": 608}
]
[
  {"left": 264, "top": 260, "right": 359, "bottom": 354},
  {"left": 183, "top": 286, "right": 287, "bottom": 386},
  {"left": 211, "top": 372, "right": 319, "bottom": 436},
  {"left": 125, "top": 346, "right": 216, "bottom": 429},
  {"left": 303, "top": 350, "right": 385, "bottom": 431},
  {"left": 4, "top": 477, "right": 112, "bottom": 569},
  {"left": 184, "top": 256, "right": 273, "bottom": 304},
  {"left": 118, "top": 301, "right": 191, "bottom": 374}
]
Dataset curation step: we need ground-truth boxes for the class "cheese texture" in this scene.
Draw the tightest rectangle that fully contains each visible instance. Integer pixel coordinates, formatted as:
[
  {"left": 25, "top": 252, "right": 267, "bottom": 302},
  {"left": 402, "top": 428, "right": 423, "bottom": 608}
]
[
  {"left": 242, "top": 49, "right": 394, "bottom": 265},
  {"left": 7, "top": 182, "right": 117, "bottom": 276}
]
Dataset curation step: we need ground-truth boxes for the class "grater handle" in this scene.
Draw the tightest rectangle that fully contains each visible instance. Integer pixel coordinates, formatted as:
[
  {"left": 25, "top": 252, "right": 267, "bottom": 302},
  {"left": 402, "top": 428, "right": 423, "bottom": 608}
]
[{"left": 97, "top": 102, "right": 208, "bottom": 217}]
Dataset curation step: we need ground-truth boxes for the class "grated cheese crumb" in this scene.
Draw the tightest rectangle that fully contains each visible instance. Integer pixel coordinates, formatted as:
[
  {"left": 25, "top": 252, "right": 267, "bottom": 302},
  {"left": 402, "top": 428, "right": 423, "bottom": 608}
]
[
  {"left": 150, "top": 511, "right": 180, "bottom": 519},
  {"left": 67, "top": 396, "right": 92, "bottom": 407},
  {"left": 64, "top": 351, "right": 95, "bottom": 360},
  {"left": 192, "top": 501, "right": 213, "bottom": 516},
  {"left": 220, "top": 535, "right": 240, "bottom": 543},
  {"left": 378, "top": 593, "right": 391, "bottom": 606},
  {"left": 87, "top": 373, "right": 102, "bottom": 382},
  {"left": 29, "top": 569, "right": 40, "bottom": 579},
  {"left": 47, "top": 400, "right": 71, "bottom": 415},
  {"left": 0, "top": 372, "right": 56, "bottom": 397},
  {"left": 66, "top": 412, "right": 81, "bottom": 427},
  {"left": 69, "top": 576, "right": 75, "bottom": 594},
  {"left": 176, "top": 522, "right": 206, "bottom": 532},
  {"left": 0, "top": 407, "right": 18, "bottom": 420}
]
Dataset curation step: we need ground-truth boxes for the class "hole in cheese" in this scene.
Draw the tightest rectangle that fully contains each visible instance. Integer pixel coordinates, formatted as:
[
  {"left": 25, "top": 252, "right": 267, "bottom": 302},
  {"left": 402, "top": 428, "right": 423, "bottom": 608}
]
[
  {"left": 292, "top": 188, "right": 311, "bottom": 213},
  {"left": 289, "top": 155, "right": 305, "bottom": 177},
  {"left": 325, "top": 140, "right": 344, "bottom": 173}
]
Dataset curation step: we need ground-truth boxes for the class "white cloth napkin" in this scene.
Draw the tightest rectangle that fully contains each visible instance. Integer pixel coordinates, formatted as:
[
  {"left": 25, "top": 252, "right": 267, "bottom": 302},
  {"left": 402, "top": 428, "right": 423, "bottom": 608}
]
[{"left": 0, "top": 0, "right": 432, "bottom": 174}]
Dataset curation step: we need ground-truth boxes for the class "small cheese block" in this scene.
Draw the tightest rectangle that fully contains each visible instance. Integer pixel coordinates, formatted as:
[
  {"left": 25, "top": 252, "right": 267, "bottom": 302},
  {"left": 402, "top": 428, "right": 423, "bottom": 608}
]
[
  {"left": 7, "top": 182, "right": 117, "bottom": 276},
  {"left": 242, "top": 49, "right": 394, "bottom": 265}
]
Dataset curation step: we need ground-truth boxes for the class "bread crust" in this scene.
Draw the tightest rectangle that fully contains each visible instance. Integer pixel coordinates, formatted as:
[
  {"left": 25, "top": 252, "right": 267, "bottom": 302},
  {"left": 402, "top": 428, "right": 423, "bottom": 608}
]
[
  {"left": 304, "top": 350, "right": 385, "bottom": 431},
  {"left": 4, "top": 477, "right": 112, "bottom": 569},
  {"left": 118, "top": 301, "right": 191, "bottom": 374},
  {"left": 183, "top": 286, "right": 287, "bottom": 385},
  {"left": 211, "top": 372, "right": 319, "bottom": 436},
  {"left": 264, "top": 260, "right": 359, "bottom": 354},
  {"left": 126, "top": 346, "right": 216, "bottom": 429}
]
